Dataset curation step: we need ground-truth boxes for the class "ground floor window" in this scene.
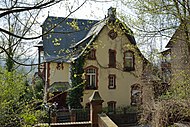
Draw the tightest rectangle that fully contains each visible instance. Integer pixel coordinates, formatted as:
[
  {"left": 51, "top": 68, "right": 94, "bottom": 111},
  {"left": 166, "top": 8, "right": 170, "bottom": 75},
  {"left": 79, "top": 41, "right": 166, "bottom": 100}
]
[
  {"left": 107, "top": 101, "right": 116, "bottom": 114},
  {"left": 85, "top": 66, "right": 98, "bottom": 89},
  {"left": 131, "top": 84, "right": 142, "bottom": 106}
]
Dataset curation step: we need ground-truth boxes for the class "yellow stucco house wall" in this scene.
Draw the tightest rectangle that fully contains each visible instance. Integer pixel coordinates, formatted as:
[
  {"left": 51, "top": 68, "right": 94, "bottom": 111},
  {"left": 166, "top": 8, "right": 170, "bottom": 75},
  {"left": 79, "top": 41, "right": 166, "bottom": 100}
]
[
  {"left": 48, "top": 63, "right": 70, "bottom": 86},
  {"left": 39, "top": 7, "right": 147, "bottom": 109},
  {"left": 46, "top": 24, "right": 145, "bottom": 108},
  {"left": 81, "top": 25, "right": 144, "bottom": 108}
]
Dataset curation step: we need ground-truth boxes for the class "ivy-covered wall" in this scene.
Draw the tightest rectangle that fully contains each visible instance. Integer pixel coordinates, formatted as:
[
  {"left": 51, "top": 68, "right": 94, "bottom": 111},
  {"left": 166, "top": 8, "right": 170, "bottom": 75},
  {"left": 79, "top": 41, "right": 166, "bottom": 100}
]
[{"left": 66, "top": 55, "right": 85, "bottom": 109}]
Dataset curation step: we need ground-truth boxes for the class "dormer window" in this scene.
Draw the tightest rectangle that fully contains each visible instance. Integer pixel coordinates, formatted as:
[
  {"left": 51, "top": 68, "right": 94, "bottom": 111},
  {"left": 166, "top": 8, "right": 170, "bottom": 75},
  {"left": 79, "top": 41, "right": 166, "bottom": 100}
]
[
  {"left": 87, "top": 49, "right": 96, "bottom": 60},
  {"left": 124, "top": 51, "right": 135, "bottom": 71}
]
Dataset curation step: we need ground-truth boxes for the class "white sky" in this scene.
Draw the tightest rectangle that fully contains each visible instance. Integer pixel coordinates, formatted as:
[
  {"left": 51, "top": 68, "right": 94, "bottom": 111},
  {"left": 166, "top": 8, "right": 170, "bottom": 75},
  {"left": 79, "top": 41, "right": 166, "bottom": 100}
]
[
  {"left": 33, "top": 0, "right": 169, "bottom": 61},
  {"left": 38, "top": 0, "right": 132, "bottom": 22}
]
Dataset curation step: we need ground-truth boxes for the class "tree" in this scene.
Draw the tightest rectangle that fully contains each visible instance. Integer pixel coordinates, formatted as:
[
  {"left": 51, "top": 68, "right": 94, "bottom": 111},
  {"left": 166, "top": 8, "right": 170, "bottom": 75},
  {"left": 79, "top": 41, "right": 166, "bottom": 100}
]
[
  {"left": 0, "top": 0, "right": 62, "bottom": 70},
  {"left": 120, "top": 0, "right": 190, "bottom": 50},
  {"left": 0, "top": 0, "right": 87, "bottom": 68},
  {"left": 1, "top": 7, "right": 41, "bottom": 71},
  {"left": 0, "top": 67, "right": 46, "bottom": 126},
  {"left": 119, "top": 0, "right": 190, "bottom": 126},
  {"left": 0, "top": 0, "right": 90, "bottom": 125}
]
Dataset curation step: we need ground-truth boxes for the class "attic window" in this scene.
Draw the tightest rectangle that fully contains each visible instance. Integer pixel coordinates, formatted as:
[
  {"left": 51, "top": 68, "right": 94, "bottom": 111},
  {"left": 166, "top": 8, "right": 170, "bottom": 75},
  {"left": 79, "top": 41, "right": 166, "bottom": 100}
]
[{"left": 108, "top": 29, "right": 117, "bottom": 40}]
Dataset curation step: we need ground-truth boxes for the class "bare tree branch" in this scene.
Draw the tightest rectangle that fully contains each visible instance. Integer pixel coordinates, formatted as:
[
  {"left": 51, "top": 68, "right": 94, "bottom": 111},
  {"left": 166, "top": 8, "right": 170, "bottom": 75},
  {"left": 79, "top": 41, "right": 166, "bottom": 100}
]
[{"left": 0, "top": 0, "right": 87, "bottom": 40}]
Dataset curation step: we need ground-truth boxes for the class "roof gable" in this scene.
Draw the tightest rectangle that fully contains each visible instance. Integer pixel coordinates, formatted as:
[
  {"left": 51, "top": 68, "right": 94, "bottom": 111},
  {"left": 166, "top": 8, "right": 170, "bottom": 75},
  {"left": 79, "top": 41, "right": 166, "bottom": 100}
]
[{"left": 70, "top": 19, "right": 137, "bottom": 60}]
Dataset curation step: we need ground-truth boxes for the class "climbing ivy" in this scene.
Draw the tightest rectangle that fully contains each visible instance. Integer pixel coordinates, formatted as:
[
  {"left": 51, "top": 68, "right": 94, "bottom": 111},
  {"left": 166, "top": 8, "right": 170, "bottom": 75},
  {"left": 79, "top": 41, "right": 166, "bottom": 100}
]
[{"left": 66, "top": 55, "right": 85, "bottom": 109}]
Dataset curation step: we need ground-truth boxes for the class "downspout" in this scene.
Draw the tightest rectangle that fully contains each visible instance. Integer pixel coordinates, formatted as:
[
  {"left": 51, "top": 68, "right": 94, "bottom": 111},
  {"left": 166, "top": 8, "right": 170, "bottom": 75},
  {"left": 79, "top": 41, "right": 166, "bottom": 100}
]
[{"left": 43, "top": 62, "right": 48, "bottom": 103}]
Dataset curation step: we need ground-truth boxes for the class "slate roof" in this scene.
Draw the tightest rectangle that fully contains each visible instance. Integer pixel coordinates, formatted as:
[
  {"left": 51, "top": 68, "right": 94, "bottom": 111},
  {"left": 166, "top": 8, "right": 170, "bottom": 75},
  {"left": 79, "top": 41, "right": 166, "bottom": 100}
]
[
  {"left": 42, "top": 16, "right": 99, "bottom": 62},
  {"left": 41, "top": 16, "right": 137, "bottom": 63}
]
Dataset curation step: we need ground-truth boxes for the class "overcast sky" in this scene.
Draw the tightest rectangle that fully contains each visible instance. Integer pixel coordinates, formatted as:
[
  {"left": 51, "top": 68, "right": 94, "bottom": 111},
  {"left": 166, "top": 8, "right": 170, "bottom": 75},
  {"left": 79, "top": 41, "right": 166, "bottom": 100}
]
[{"left": 38, "top": 0, "right": 133, "bottom": 22}]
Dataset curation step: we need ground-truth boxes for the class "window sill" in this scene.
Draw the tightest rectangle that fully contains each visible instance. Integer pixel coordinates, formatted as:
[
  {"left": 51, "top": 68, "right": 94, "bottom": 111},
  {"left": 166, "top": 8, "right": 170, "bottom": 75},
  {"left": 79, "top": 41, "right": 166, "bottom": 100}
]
[
  {"left": 108, "top": 86, "right": 116, "bottom": 89},
  {"left": 108, "top": 66, "right": 116, "bottom": 68},
  {"left": 123, "top": 67, "right": 135, "bottom": 72},
  {"left": 85, "top": 86, "right": 97, "bottom": 90}
]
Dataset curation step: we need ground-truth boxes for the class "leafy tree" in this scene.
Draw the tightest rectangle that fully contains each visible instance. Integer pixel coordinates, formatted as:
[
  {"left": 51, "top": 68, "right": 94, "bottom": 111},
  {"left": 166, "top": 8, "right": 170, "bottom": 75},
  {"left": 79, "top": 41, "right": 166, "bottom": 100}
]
[
  {"left": 119, "top": 0, "right": 190, "bottom": 126},
  {"left": 67, "top": 56, "right": 85, "bottom": 109},
  {"left": 0, "top": 67, "right": 45, "bottom": 126},
  {"left": 0, "top": 0, "right": 87, "bottom": 67},
  {"left": 120, "top": 0, "right": 190, "bottom": 50},
  {"left": 32, "top": 75, "right": 44, "bottom": 100}
]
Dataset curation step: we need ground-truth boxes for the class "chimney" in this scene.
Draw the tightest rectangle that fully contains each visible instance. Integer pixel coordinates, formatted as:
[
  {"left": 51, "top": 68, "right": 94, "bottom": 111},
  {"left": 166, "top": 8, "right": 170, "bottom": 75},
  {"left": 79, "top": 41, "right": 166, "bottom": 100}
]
[{"left": 108, "top": 7, "right": 116, "bottom": 22}]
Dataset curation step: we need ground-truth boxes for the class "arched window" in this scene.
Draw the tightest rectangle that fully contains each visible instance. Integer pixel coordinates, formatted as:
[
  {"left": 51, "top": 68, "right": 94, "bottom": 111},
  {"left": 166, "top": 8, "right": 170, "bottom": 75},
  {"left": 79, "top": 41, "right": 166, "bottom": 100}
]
[
  {"left": 124, "top": 51, "right": 135, "bottom": 71},
  {"left": 85, "top": 66, "right": 98, "bottom": 90},
  {"left": 131, "top": 84, "right": 142, "bottom": 106}
]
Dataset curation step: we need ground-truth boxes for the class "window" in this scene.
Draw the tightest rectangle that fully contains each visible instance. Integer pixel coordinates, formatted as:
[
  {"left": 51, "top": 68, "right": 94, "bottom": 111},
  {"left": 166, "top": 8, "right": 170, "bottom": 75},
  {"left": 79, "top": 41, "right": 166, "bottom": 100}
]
[
  {"left": 124, "top": 51, "right": 135, "bottom": 71},
  {"left": 131, "top": 84, "right": 142, "bottom": 106},
  {"left": 56, "top": 63, "right": 64, "bottom": 70},
  {"left": 87, "top": 49, "right": 96, "bottom": 60},
  {"left": 109, "top": 49, "right": 116, "bottom": 68},
  {"left": 85, "top": 66, "right": 98, "bottom": 90},
  {"left": 107, "top": 101, "right": 116, "bottom": 114},
  {"left": 85, "top": 103, "right": 90, "bottom": 109},
  {"left": 108, "top": 74, "right": 116, "bottom": 89},
  {"left": 108, "top": 29, "right": 117, "bottom": 40},
  {"left": 40, "top": 50, "right": 44, "bottom": 63}
]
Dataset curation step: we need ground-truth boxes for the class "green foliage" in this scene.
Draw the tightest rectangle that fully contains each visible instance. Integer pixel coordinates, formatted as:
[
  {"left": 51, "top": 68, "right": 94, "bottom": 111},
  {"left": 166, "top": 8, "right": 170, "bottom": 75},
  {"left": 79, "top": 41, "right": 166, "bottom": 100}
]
[
  {"left": 0, "top": 67, "right": 45, "bottom": 126},
  {"left": 6, "top": 52, "right": 14, "bottom": 72},
  {"left": 66, "top": 55, "right": 85, "bottom": 109},
  {"left": 32, "top": 76, "right": 44, "bottom": 100},
  {"left": 121, "top": 0, "right": 190, "bottom": 126}
]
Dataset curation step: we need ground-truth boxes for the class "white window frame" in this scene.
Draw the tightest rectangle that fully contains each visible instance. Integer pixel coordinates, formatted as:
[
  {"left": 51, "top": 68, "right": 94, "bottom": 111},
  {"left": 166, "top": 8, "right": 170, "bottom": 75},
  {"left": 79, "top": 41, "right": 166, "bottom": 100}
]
[
  {"left": 108, "top": 74, "right": 116, "bottom": 89},
  {"left": 86, "top": 68, "right": 96, "bottom": 88},
  {"left": 124, "top": 51, "right": 133, "bottom": 68}
]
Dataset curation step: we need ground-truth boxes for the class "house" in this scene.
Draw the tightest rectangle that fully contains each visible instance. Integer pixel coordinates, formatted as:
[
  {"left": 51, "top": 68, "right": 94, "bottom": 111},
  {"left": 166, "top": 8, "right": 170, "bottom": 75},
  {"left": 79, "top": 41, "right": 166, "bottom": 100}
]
[
  {"left": 161, "top": 22, "right": 190, "bottom": 87},
  {"left": 160, "top": 48, "right": 171, "bottom": 84},
  {"left": 36, "top": 7, "right": 149, "bottom": 111}
]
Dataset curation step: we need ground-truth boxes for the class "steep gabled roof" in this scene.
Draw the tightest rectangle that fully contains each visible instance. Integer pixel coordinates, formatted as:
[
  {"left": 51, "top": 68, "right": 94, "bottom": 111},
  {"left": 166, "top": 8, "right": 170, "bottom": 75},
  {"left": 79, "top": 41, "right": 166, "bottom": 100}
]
[
  {"left": 42, "top": 16, "right": 99, "bottom": 62},
  {"left": 41, "top": 16, "right": 137, "bottom": 63},
  {"left": 70, "top": 18, "right": 137, "bottom": 61},
  {"left": 165, "top": 20, "right": 190, "bottom": 48}
]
